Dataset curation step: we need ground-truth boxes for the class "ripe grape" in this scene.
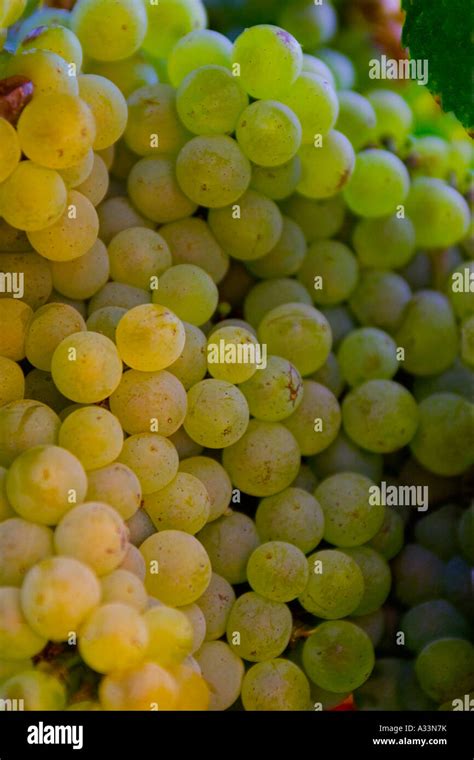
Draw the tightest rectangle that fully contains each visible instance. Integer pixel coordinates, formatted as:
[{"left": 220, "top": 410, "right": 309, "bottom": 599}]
[
  {"left": 124, "top": 84, "right": 189, "bottom": 156},
  {"left": 60, "top": 408, "right": 124, "bottom": 472},
  {"left": 100, "top": 569, "right": 148, "bottom": 612},
  {"left": 255, "top": 487, "right": 324, "bottom": 554},
  {"left": 0, "top": 300, "right": 33, "bottom": 362},
  {"left": 342, "top": 547, "right": 391, "bottom": 616},
  {"left": 244, "top": 278, "right": 312, "bottom": 328},
  {"left": 242, "top": 659, "right": 311, "bottom": 711},
  {"left": 236, "top": 100, "right": 301, "bottom": 167},
  {"left": 297, "top": 130, "right": 355, "bottom": 199},
  {"left": 79, "top": 602, "right": 148, "bottom": 674},
  {"left": 0, "top": 518, "right": 53, "bottom": 586},
  {"left": 0, "top": 587, "right": 47, "bottom": 659},
  {"left": 226, "top": 591, "right": 292, "bottom": 662},
  {"left": 0, "top": 400, "right": 60, "bottom": 468},
  {"left": 348, "top": 270, "right": 412, "bottom": 333},
  {"left": 197, "top": 511, "right": 260, "bottom": 585},
  {"left": 97, "top": 196, "right": 153, "bottom": 245},
  {"left": 71, "top": 0, "right": 146, "bottom": 61},
  {"left": 197, "top": 572, "right": 235, "bottom": 641},
  {"left": 108, "top": 227, "right": 172, "bottom": 291},
  {"left": 284, "top": 380, "right": 341, "bottom": 455},
  {"left": 249, "top": 157, "right": 302, "bottom": 201},
  {"left": 115, "top": 303, "right": 186, "bottom": 372},
  {"left": 5, "top": 49, "right": 79, "bottom": 97},
  {"left": 247, "top": 541, "right": 309, "bottom": 603},
  {"left": 415, "top": 638, "right": 474, "bottom": 704},
  {"left": 368, "top": 507, "right": 404, "bottom": 561},
  {"left": 0, "top": 161, "right": 67, "bottom": 232},
  {"left": 143, "top": 472, "right": 210, "bottom": 535},
  {"left": 0, "top": 669, "right": 66, "bottom": 710},
  {"left": 0, "top": 117, "right": 21, "bottom": 183},
  {"left": 335, "top": 91, "right": 376, "bottom": 150},
  {"left": 117, "top": 433, "right": 179, "bottom": 495},
  {"left": 281, "top": 193, "right": 345, "bottom": 242},
  {"left": 239, "top": 355, "right": 304, "bottom": 422},
  {"left": 21, "top": 23, "right": 83, "bottom": 69},
  {"left": 194, "top": 641, "right": 244, "bottom": 711},
  {"left": 128, "top": 156, "right": 198, "bottom": 224},
  {"left": 410, "top": 393, "right": 474, "bottom": 476},
  {"left": 303, "top": 621, "right": 374, "bottom": 692},
  {"left": 78, "top": 74, "right": 127, "bottom": 150},
  {"left": 153, "top": 264, "right": 218, "bottom": 326},
  {"left": 99, "top": 661, "right": 179, "bottom": 710},
  {"left": 178, "top": 456, "right": 232, "bottom": 522},
  {"left": 344, "top": 149, "right": 409, "bottom": 218},
  {"left": 143, "top": 0, "right": 207, "bottom": 59},
  {"left": 247, "top": 216, "right": 306, "bottom": 278},
  {"left": 51, "top": 331, "right": 122, "bottom": 403},
  {"left": 401, "top": 600, "right": 471, "bottom": 653},
  {"left": 232, "top": 25, "right": 302, "bottom": 100},
  {"left": 184, "top": 379, "right": 249, "bottom": 448},
  {"left": 178, "top": 65, "right": 248, "bottom": 136},
  {"left": 280, "top": 72, "right": 339, "bottom": 144},
  {"left": 337, "top": 327, "right": 399, "bottom": 387},
  {"left": 144, "top": 605, "right": 194, "bottom": 666},
  {"left": 367, "top": 89, "right": 412, "bottom": 149},
  {"left": 298, "top": 239, "right": 359, "bottom": 306},
  {"left": 353, "top": 215, "right": 416, "bottom": 270},
  {"left": 298, "top": 549, "right": 364, "bottom": 618},
  {"left": 160, "top": 217, "right": 229, "bottom": 284},
  {"left": 110, "top": 369, "right": 187, "bottom": 436}
]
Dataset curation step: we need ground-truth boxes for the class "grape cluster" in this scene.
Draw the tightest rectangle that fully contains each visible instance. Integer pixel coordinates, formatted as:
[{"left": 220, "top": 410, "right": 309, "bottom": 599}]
[{"left": 0, "top": 0, "right": 473, "bottom": 712}]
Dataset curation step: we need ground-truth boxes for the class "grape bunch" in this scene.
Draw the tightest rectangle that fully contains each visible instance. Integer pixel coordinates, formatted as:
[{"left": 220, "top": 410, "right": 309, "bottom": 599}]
[{"left": 0, "top": 0, "right": 473, "bottom": 713}]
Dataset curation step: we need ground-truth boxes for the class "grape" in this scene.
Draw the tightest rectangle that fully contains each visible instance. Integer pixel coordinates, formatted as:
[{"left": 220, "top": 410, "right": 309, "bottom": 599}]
[
  {"left": 5, "top": 49, "right": 79, "bottom": 97},
  {"left": 88, "top": 282, "right": 151, "bottom": 314},
  {"left": 250, "top": 157, "right": 302, "bottom": 201},
  {"left": 239, "top": 355, "right": 304, "bottom": 422},
  {"left": 0, "top": 468, "right": 16, "bottom": 519},
  {"left": 168, "top": 427, "right": 203, "bottom": 459},
  {"left": 206, "top": 325, "right": 260, "bottom": 384},
  {"left": 0, "top": 518, "right": 53, "bottom": 587},
  {"left": 0, "top": 658, "right": 32, "bottom": 685},
  {"left": 129, "top": 155, "right": 198, "bottom": 223},
  {"left": 350, "top": 609, "right": 385, "bottom": 648},
  {"left": 0, "top": 117, "right": 21, "bottom": 183},
  {"left": 0, "top": 400, "right": 60, "bottom": 468},
  {"left": 184, "top": 379, "right": 249, "bottom": 449},
  {"left": 367, "top": 89, "right": 412, "bottom": 149},
  {"left": 177, "top": 65, "right": 248, "bottom": 136},
  {"left": 179, "top": 456, "right": 232, "bottom": 522},
  {"left": 284, "top": 380, "right": 341, "bottom": 456},
  {"left": 298, "top": 549, "right": 364, "bottom": 618},
  {"left": 344, "top": 149, "right": 409, "bottom": 218},
  {"left": 168, "top": 29, "right": 232, "bottom": 86},
  {"left": 176, "top": 135, "right": 250, "bottom": 208},
  {"left": 180, "top": 604, "right": 206, "bottom": 654},
  {"left": 160, "top": 217, "right": 229, "bottom": 284},
  {"left": 124, "top": 84, "right": 189, "bottom": 156},
  {"left": 108, "top": 228, "right": 172, "bottom": 290},
  {"left": 461, "top": 315, "right": 474, "bottom": 366},
  {"left": 140, "top": 530, "right": 211, "bottom": 606},
  {"left": 280, "top": 72, "right": 338, "bottom": 144},
  {"left": 310, "top": 430, "right": 383, "bottom": 482},
  {"left": 302, "top": 54, "right": 335, "bottom": 85},
  {"left": 0, "top": 356, "right": 24, "bottom": 406},
  {"left": 27, "top": 190, "right": 98, "bottom": 263},
  {"left": 197, "top": 511, "right": 260, "bottom": 585},
  {"left": 244, "top": 278, "right": 312, "bottom": 328},
  {"left": 167, "top": 322, "right": 207, "bottom": 390},
  {"left": 258, "top": 302, "right": 332, "bottom": 377},
  {"left": 126, "top": 508, "right": 154, "bottom": 547},
  {"left": 116, "top": 304, "right": 186, "bottom": 372},
  {"left": 226, "top": 591, "right": 292, "bottom": 662},
  {"left": 312, "top": 353, "right": 345, "bottom": 399},
  {"left": 79, "top": 603, "right": 148, "bottom": 674},
  {"left": 232, "top": 25, "right": 302, "bottom": 100},
  {"left": 342, "top": 380, "right": 419, "bottom": 454},
  {"left": 24, "top": 303, "right": 86, "bottom": 372},
  {"left": 195, "top": 641, "right": 244, "bottom": 711},
  {"left": 59, "top": 149, "right": 95, "bottom": 188},
  {"left": 100, "top": 569, "right": 148, "bottom": 612},
  {"left": 415, "top": 639, "right": 474, "bottom": 704},
  {"left": 303, "top": 621, "right": 374, "bottom": 693},
  {"left": 6, "top": 444, "right": 87, "bottom": 525},
  {"left": 242, "top": 659, "right": 310, "bottom": 711},
  {"left": 71, "top": 0, "right": 146, "bottom": 61},
  {"left": 0, "top": 587, "right": 47, "bottom": 659},
  {"left": 0, "top": 670, "right": 66, "bottom": 710},
  {"left": 349, "top": 270, "right": 412, "bottom": 333},
  {"left": 297, "top": 130, "right": 355, "bottom": 199},
  {"left": 246, "top": 218, "right": 305, "bottom": 280},
  {"left": 97, "top": 196, "right": 154, "bottom": 245},
  {"left": 0, "top": 251, "right": 52, "bottom": 310},
  {"left": 145, "top": 605, "right": 194, "bottom": 666},
  {"left": 117, "top": 433, "right": 179, "bottom": 495},
  {"left": 99, "top": 661, "right": 179, "bottom": 710},
  {"left": 143, "top": 0, "right": 207, "bottom": 59},
  {"left": 278, "top": 0, "right": 337, "bottom": 49},
  {"left": 247, "top": 541, "right": 308, "bottom": 603},
  {"left": 410, "top": 393, "right": 474, "bottom": 476},
  {"left": 197, "top": 572, "right": 235, "bottom": 641},
  {"left": 0, "top": 161, "right": 67, "bottom": 232},
  {"left": 413, "top": 359, "right": 474, "bottom": 404},
  {"left": 51, "top": 331, "right": 122, "bottom": 403},
  {"left": 342, "top": 547, "right": 391, "bottom": 616},
  {"left": 337, "top": 328, "right": 399, "bottom": 387},
  {"left": 143, "top": 472, "right": 210, "bottom": 535},
  {"left": 152, "top": 264, "right": 218, "bottom": 327},
  {"left": 406, "top": 178, "right": 470, "bottom": 248},
  {"left": 392, "top": 545, "right": 444, "bottom": 607},
  {"left": 88, "top": 56, "right": 158, "bottom": 98},
  {"left": 17, "top": 7, "right": 69, "bottom": 39},
  {"left": 368, "top": 507, "right": 404, "bottom": 561},
  {"left": 86, "top": 306, "right": 126, "bottom": 341},
  {"left": 21, "top": 556, "right": 101, "bottom": 641},
  {"left": 110, "top": 369, "right": 187, "bottom": 438},
  {"left": 291, "top": 464, "right": 319, "bottom": 493},
  {"left": 256, "top": 487, "right": 324, "bottom": 555},
  {"left": 281, "top": 194, "right": 345, "bottom": 242},
  {"left": 75, "top": 152, "right": 109, "bottom": 206},
  {"left": 0, "top": 300, "right": 31, "bottom": 361},
  {"left": 120, "top": 543, "right": 146, "bottom": 580},
  {"left": 49, "top": 241, "right": 107, "bottom": 302},
  {"left": 298, "top": 240, "right": 359, "bottom": 306},
  {"left": 401, "top": 600, "right": 471, "bottom": 654},
  {"left": 414, "top": 504, "right": 461, "bottom": 561},
  {"left": 335, "top": 91, "right": 376, "bottom": 150},
  {"left": 59, "top": 406, "right": 123, "bottom": 471},
  {"left": 353, "top": 215, "right": 416, "bottom": 270},
  {"left": 236, "top": 100, "right": 301, "bottom": 167},
  {"left": 447, "top": 261, "right": 474, "bottom": 320},
  {"left": 21, "top": 24, "right": 82, "bottom": 68},
  {"left": 78, "top": 74, "right": 127, "bottom": 150}
]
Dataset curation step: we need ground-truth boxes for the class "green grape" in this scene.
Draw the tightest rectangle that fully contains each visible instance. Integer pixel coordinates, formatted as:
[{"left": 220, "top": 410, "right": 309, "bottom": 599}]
[
  {"left": 86, "top": 306, "right": 126, "bottom": 341},
  {"left": 349, "top": 610, "right": 385, "bottom": 648},
  {"left": 145, "top": 605, "right": 194, "bottom": 666},
  {"left": 401, "top": 600, "right": 471, "bottom": 654},
  {"left": 80, "top": 603, "right": 148, "bottom": 675},
  {"left": 176, "top": 135, "right": 251, "bottom": 208},
  {"left": 298, "top": 240, "right": 359, "bottom": 306},
  {"left": 24, "top": 303, "right": 86, "bottom": 372},
  {"left": 342, "top": 547, "right": 391, "bottom": 616},
  {"left": 232, "top": 25, "right": 302, "bottom": 100},
  {"left": 27, "top": 190, "right": 98, "bottom": 263},
  {"left": 206, "top": 325, "right": 259, "bottom": 384},
  {"left": 184, "top": 379, "right": 249, "bottom": 449},
  {"left": 51, "top": 331, "right": 122, "bottom": 403},
  {"left": 458, "top": 505, "right": 474, "bottom": 563},
  {"left": 128, "top": 156, "right": 198, "bottom": 224},
  {"left": 257, "top": 302, "right": 332, "bottom": 377},
  {"left": 246, "top": 216, "right": 306, "bottom": 278},
  {"left": 367, "top": 89, "right": 412, "bottom": 149},
  {"left": 414, "top": 360, "right": 474, "bottom": 403},
  {"left": 461, "top": 315, "right": 474, "bottom": 366},
  {"left": 115, "top": 304, "right": 186, "bottom": 372},
  {"left": 311, "top": 352, "right": 345, "bottom": 399},
  {"left": 126, "top": 508, "right": 154, "bottom": 547},
  {"left": 168, "top": 29, "right": 232, "bottom": 86},
  {"left": 0, "top": 117, "right": 21, "bottom": 183},
  {"left": 143, "top": 0, "right": 206, "bottom": 58},
  {"left": 143, "top": 472, "right": 210, "bottom": 535},
  {"left": 168, "top": 322, "right": 207, "bottom": 390},
  {"left": 0, "top": 161, "right": 67, "bottom": 232},
  {"left": 140, "top": 529, "right": 211, "bottom": 606},
  {"left": 353, "top": 215, "right": 415, "bottom": 271},
  {"left": 88, "top": 282, "right": 151, "bottom": 314},
  {"left": 87, "top": 56, "right": 158, "bottom": 98},
  {"left": 20, "top": 24, "right": 81, "bottom": 68},
  {"left": 0, "top": 467, "right": 15, "bottom": 522},
  {"left": 222, "top": 420, "right": 300, "bottom": 497},
  {"left": 180, "top": 603, "right": 206, "bottom": 653},
  {"left": 278, "top": 0, "right": 337, "bottom": 50},
  {"left": 344, "top": 149, "right": 409, "bottom": 218},
  {"left": 51, "top": 239, "right": 109, "bottom": 300},
  {"left": 348, "top": 270, "right": 412, "bottom": 333},
  {"left": 58, "top": 406, "right": 123, "bottom": 471},
  {"left": 0, "top": 587, "right": 47, "bottom": 660},
  {"left": 244, "top": 278, "right": 312, "bottom": 328},
  {"left": 392, "top": 545, "right": 444, "bottom": 607},
  {"left": 337, "top": 327, "right": 399, "bottom": 387},
  {"left": 299, "top": 548, "right": 364, "bottom": 618},
  {"left": 152, "top": 264, "right": 218, "bottom": 326},
  {"left": 239, "top": 355, "right": 304, "bottom": 422},
  {"left": 5, "top": 49, "right": 78, "bottom": 97},
  {"left": 0, "top": 658, "right": 32, "bottom": 685},
  {"left": 100, "top": 569, "right": 147, "bottom": 612},
  {"left": 310, "top": 430, "right": 383, "bottom": 482},
  {"left": 447, "top": 261, "right": 474, "bottom": 320},
  {"left": 303, "top": 621, "right": 374, "bottom": 692},
  {"left": 194, "top": 641, "right": 244, "bottom": 711},
  {"left": 108, "top": 228, "right": 172, "bottom": 290},
  {"left": 291, "top": 464, "right": 319, "bottom": 493},
  {"left": 236, "top": 99, "right": 301, "bottom": 167},
  {"left": 109, "top": 138, "right": 137, "bottom": 179},
  {"left": 197, "top": 572, "right": 235, "bottom": 641},
  {"left": 0, "top": 670, "right": 66, "bottom": 710},
  {"left": 415, "top": 639, "right": 474, "bottom": 704},
  {"left": 395, "top": 291, "right": 458, "bottom": 376},
  {"left": 120, "top": 543, "right": 146, "bottom": 580},
  {"left": 117, "top": 433, "right": 179, "bottom": 495},
  {"left": 284, "top": 380, "right": 341, "bottom": 456},
  {"left": 0, "top": 251, "right": 52, "bottom": 310},
  {"left": 0, "top": 400, "right": 60, "bottom": 468},
  {"left": 177, "top": 65, "right": 248, "bottom": 136},
  {"left": 280, "top": 72, "right": 338, "bottom": 144},
  {"left": 0, "top": 300, "right": 32, "bottom": 361},
  {"left": 179, "top": 456, "right": 232, "bottom": 522},
  {"left": 247, "top": 541, "right": 308, "bottom": 603},
  {"left": 110, "top": 370, "right": 186, "bottom": 434},
  {"left": 406, "top": 136, "right": 451, "bottom": 179},
  {"left": 160, "top": 217, "right": 229, "bottom": 284},
  {"left": 316, "top": 472, "right": 384, "bottom": 548},
  {"left": 226, "top": 591, "right": 292, "bottom": 662},
  {"left": 208, "top": 319, "right": 257, "bottom": 338},
  {"left": 97, "top": 196, "right": 154, "bottom": 245},
  {"left": 249, "top": 157, "right": 302, "bottom": 201},
  {"left": 406, "top": 178, "right": 470, "bottom": 248},
  {"left": 0, "top": 518, "right": 53, "bottom": 586},
  {"left": 99, "top": 661, "right": 179, "bottom": 710},
  {"left": 71, "top": 0, "right": 146, "bottom": 61},
  {"left": 410, "top": 393, "right": 474, "bottom": 476},
  {"left": 6, "top": 444, "right": 87, "bottom": 525},
  {"left": 73, "top": 152, "right": 109, "bottom": 206},
  {"left": 242, "top": 659, "right": 310, "bottom": 711},
  {"left": 124, "top": 84, "right": 189, "bottom": 156},
  {"left": 368, "top": 507, "right": 404, "bottom": 561},
  {"left": 87, "top": 463, "right": 141, "bottom": 521},
  {"left": 197, "top": 511, "right": 260, "bottom": 585},
  {"left": 281, "top": 194, "right": 345, "bottom": 242},
  {"left": 78, "top": 74, "right": 127, "bottom": 150},
  {"left": 59, "top": 149, "right": 95, "bottom": 188},
  {"left": 335, "top": 91, "right": 376, "bottom": 151},
  {"left": 21, "top": 556, "right": 101, "bottom": 640},
  {"left": 256, "top": 487, "right": 324, "bottom": 555},
  {"left": 0, "top": 356, "right": 24, "bottom": 406},
  {"left": 297, "top": 130, "right": 355, "bottom": 199},
  {"left": 302, "top": 54, "right": 335, "bottom": 86}
]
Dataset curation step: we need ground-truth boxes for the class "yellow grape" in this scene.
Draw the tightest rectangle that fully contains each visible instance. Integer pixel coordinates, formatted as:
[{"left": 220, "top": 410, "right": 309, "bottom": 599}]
[
  {"left": 51, "top": 331, "right": 122, "bottom": 403},
  {"left": 5, "top": 49, "right": 79, "bottom": 97},
  {"left": 0, "top": 161, "right": 67, "bottom": 232},
  {"left": 58, "top": 406, "right": 123, "bottom": 470},
  {"left": 51, "top": 239, "right": 110, "bottom": 300},
  {"left": 87, "top": 462, "right": 142, "bottom": 521},
  {"left": 0, "top": 587, "right": 47, "bottom": 659},
  {"left": 75, "top": 152, "right": 109, "bottom": 206},
  {"left": 143, "top": 472, "right": 210, "bottom": 534},
  {"left": 0, "top": 356, "right": 25, "bottom": 406},
  {"left": 25, "top": 303, "right": 86, "bottom": 371},
  {"left": 78, "top": 74, "right": 128, "bottom": 149},
  {"left": 79, "top": 603, "right": 148, "bottom": 673},
  {"left": 27, "top": 190, "right": 99, "bottom": 262},
  {"left": 0, "top": 400, "right": 60, "bottom": 468},
  {"left": 0, "top": 117, "right": 21, "bottom": 182},
  {"left": 0, "top": 517, "right": 54, "bottom": 586},
  {"left": 116, "top": 303, "right": 186, "bottom": 371},
  {"left": 117, "top": 433, "right": 179, "bottom": 495},
  {"left": 99, "top": 661, "right": 179, "bottom": 710},
  {"left": 71, "top": 0, "right": 147, "bottom": 62},
  {"left": 60, "top": 149, "right": 95, "bottom": 187},
  {"left": 0, "top": 299, "right": 33, "bottom": 361},
  {"left": 144, "top": 605, "right": 194, "bottom": 666},
  {"left": 100, "top": 569, "right": 148, "bottom": 612}
]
